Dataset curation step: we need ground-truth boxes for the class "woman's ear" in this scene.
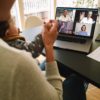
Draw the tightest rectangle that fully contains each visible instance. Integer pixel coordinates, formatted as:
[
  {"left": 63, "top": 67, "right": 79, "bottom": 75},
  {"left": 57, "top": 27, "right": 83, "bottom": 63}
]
[
  {"left": 4, "top": 29, "right": 10, "bottom": 37},
  {"left": 5, "top": 24, "right": 19, "bottom": 37}
]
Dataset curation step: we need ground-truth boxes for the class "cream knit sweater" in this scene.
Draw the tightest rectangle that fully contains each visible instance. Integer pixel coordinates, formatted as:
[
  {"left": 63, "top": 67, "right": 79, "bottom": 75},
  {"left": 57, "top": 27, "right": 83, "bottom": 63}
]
[{"left": 0, "top": 39, "right": 62, "bottom": 100}]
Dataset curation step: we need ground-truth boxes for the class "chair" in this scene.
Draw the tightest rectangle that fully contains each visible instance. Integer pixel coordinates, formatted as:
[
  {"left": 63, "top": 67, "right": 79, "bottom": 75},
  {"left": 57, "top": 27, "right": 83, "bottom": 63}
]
[{"left": 25, "top": 16, "right": 43, "bottom": 30}]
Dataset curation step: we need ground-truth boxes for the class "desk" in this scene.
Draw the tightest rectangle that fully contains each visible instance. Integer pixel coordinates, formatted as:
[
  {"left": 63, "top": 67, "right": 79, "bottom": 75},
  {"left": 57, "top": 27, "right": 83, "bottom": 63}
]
[{"left": 22, "top": 26, "right": 100, "bottom": 88}]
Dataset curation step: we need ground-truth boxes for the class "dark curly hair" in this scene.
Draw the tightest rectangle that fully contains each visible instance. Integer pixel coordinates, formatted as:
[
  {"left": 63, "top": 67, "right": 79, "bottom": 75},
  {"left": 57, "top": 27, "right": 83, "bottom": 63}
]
[{"left": 0, "top": 21, "right": 9, "bottom": 37}]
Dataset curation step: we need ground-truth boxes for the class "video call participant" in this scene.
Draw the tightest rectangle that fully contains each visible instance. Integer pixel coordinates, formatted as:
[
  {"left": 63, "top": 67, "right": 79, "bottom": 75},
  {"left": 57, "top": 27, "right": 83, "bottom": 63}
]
[
  {"left": 77, "top": 25, "right": 88, "bottom": 36},
  {"left": 81, "top": 11, "right": 94, "bottom": 24},
  {"left": 58, "top": 21, "right": 73, "bottom": 34},
  {"left": 59, "top": 9, "right": 71, "bottom": 22},
  {"left": 58, "top": 9, "right": 73, "bottom": 34},
  {"left": 79, "top": 12, "right": 85, "bottom": 22}
]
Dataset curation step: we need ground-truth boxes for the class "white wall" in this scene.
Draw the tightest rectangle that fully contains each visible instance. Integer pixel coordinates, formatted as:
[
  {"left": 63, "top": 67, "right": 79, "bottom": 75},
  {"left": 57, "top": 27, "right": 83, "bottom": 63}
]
[
  {"left": 94, "top": 23, "right": 100, "bottom": 35},
  {"left": 95, "top": 0, "right": 100, "bottom": 34},
  {"left": 49, "top": 0, "right": 56, "bottom": 19}
]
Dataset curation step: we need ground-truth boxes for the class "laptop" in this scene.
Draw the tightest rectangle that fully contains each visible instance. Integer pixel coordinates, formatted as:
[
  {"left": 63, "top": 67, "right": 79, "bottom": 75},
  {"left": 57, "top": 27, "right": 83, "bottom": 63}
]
[{"left": 54, "top": 7, "right": 98, "bottom": 53}]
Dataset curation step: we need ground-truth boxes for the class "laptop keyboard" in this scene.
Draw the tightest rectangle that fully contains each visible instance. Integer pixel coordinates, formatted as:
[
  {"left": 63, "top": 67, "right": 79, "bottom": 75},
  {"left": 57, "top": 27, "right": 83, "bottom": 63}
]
[{"left": 57, "top": 36, "right": 87, "bottom": 44}]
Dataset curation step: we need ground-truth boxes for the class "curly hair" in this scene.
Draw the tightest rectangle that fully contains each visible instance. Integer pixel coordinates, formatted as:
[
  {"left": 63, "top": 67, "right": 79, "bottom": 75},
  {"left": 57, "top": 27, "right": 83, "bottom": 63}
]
[{"left": 0, "top": 21, "right": 9, "bottom": 37}]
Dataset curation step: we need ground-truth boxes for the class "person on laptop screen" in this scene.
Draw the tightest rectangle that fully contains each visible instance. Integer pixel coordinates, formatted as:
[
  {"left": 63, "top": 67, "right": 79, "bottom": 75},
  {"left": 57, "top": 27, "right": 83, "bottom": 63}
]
[
  {"left": 80, "top": 11, "right": 94, "bottom": 24},
  {"left": 57, "top": 9, "right": 74, "bottom": 34},
  {"left": 59, "top": 9, "right": 71, "bottom": 22},
  {"left": 77, "top": 25, "right": 88, "bottom": 36},
  {"left": 79, "top": 12, "right": 85, "bottom": 22}
]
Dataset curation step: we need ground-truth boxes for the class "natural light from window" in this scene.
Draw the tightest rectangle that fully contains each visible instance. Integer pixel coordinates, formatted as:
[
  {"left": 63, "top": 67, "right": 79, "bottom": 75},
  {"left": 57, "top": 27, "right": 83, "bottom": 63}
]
[{"left": 57, "top": 0, "right": 98, "bottom": 8}]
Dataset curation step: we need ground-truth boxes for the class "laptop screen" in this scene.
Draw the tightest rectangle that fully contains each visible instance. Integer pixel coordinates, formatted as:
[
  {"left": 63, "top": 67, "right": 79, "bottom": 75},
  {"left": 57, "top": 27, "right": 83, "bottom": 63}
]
[{"left": 56, "top": 7, "right": 98, "bottom": 38}]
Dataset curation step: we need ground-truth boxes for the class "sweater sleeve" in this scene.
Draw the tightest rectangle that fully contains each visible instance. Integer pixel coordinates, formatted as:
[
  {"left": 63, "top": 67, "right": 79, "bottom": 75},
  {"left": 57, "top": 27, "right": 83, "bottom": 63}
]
[
  {"left": 12, "top": 52, "right": 62, "bottom": 100},
  {"left": 46, "top": 61, "right": 63, "bottom": 100}
]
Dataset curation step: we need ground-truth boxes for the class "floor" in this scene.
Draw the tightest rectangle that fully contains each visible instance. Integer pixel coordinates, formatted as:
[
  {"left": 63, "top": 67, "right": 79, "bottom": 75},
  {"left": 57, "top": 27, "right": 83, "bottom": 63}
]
[{"left": 86, "top": 84, "right": 100, "bottom": 100}]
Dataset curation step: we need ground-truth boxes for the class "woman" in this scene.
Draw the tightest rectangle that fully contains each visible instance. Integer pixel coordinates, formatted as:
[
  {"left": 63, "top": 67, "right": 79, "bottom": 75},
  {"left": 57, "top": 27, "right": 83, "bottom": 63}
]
[
  {"left": 78, "top": 25, "right": 88, "bottom": 36},
  {"left": 0, "top": 0, "right": 62, "bottom": 100}
]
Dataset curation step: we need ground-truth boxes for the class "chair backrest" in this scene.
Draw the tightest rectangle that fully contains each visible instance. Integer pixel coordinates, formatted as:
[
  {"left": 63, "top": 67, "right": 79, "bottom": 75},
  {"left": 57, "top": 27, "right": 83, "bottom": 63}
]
[{"left": 25, "top": 16, "right": 43, "bottom": 30}]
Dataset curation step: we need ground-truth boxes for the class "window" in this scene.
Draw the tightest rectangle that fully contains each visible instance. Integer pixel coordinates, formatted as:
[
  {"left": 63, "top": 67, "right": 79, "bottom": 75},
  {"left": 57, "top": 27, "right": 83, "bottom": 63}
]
[
  {"left": 57, "top": 0, "right": 100, "bottom": 23},
  {"left": 57, "top": 0, "right": 98, "bottom": 8},
  {"left": 11, "top": 0, "right": 100, "bottom": 30},
  {"left": 11, "top": 0, "right": 53, "bottom": 30}
]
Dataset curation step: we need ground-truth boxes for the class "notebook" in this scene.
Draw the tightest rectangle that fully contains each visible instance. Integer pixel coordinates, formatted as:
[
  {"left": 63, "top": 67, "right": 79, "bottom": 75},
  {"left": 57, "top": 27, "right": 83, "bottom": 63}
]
[{"left": 54, "top": 7, "right": 98, "bottom": 53}]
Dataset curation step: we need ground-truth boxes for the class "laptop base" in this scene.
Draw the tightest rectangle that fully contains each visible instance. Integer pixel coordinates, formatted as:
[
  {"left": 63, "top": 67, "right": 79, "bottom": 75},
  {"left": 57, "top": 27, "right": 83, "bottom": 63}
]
[{"left": 54, "top": 39, "right": 92, "bottom": 54}]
